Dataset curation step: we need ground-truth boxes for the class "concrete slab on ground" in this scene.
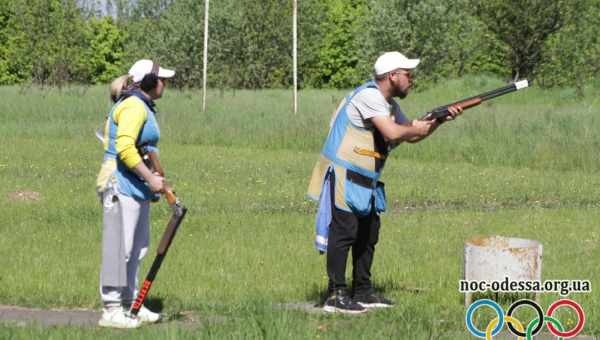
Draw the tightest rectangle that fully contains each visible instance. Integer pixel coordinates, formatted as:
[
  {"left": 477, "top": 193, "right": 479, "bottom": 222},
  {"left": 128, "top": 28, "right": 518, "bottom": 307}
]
[
  {"left": 0, "top": 305, "right": 204, "bottom": 328},
  {"left": 0, "top": 305, "right": 100, "bottom": 327}
]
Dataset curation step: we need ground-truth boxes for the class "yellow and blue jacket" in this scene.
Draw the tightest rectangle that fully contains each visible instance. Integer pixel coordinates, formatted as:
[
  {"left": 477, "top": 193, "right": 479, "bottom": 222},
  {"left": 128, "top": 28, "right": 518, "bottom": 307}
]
[{"left": 96, "top": 91, "right": 160, "bottom": 201}]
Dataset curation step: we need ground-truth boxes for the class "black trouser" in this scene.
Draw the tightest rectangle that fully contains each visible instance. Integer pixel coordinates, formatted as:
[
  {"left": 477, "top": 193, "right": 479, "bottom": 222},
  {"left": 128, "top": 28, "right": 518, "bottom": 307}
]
[{"left": 326, "top": 173, "right": 380, "bottom": 296}]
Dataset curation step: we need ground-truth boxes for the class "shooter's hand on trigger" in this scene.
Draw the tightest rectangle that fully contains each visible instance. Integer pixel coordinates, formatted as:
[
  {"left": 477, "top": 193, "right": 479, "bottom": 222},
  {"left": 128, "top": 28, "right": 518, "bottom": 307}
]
[
  {"left": 445, "top": 104, "right": 463, "bottom": 121},
  {"left": 412, "top": 119, "right": 435, "bottom": 137}
]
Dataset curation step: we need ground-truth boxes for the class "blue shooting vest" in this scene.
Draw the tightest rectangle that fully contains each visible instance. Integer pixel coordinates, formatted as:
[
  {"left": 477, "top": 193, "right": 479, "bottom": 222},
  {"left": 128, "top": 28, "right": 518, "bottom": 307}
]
[
  {"left": 103, "top": 92, "right": 160, "bottom": 201},
  {"left": 308, "top": 80, "right": 389, "bottom": 214},
  {"left": 308, "top": 81, "right": 389, "bottom": 251}
]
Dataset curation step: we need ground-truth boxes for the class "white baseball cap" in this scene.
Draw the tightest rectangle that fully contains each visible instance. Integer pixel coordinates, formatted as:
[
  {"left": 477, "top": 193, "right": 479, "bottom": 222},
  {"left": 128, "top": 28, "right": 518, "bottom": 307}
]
[
  {"left": 128, "top": 59, "right": 175, "bottom": 82},
  {"left": 374, "top": 52, "right": 420, "bottom": 75}
]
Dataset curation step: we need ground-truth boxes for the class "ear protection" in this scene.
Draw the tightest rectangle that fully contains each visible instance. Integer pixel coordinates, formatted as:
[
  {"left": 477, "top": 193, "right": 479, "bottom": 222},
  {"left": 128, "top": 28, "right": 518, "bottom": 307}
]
[{"left": 140, "top": 62, "right": 160, "bottom": 92}]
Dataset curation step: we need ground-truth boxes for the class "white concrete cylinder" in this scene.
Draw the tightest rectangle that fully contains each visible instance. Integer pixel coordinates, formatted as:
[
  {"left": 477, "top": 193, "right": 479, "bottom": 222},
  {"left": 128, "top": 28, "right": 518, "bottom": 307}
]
[{"left": 464, "top": 236, "right": 542, "bottom": 283}]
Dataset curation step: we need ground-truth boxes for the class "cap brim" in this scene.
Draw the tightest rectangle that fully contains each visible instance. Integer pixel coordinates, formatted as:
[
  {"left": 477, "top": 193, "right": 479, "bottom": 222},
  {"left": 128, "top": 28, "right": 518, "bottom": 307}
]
[
  {"left": 158, "top": 68, "right": 175, "bottom": 79},
  {"left": 401, "top": 58, "right": 420, "bottom": 69}
]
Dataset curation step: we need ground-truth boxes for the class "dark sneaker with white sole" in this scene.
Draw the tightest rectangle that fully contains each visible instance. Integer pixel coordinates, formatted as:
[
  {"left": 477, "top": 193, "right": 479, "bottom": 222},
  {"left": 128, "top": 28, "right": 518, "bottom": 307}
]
[
  {"left": 353, "top": 293, "right": 394, "bottom": 308},
  {"left": 323, "top": 290, "right": 367, "bottom": 314}
]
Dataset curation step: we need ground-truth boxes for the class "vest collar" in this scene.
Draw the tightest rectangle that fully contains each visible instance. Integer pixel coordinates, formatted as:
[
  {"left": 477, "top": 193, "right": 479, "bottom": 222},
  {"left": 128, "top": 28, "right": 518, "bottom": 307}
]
[{"left": 120, "top": 89, "right": 156, "bottom": 110}]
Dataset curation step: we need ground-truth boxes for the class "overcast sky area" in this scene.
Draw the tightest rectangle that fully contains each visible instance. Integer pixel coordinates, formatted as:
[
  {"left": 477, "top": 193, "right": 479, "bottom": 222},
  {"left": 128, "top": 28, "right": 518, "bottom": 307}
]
[{"left": 78, "top": 0, "right": 116, "bottom": 17}]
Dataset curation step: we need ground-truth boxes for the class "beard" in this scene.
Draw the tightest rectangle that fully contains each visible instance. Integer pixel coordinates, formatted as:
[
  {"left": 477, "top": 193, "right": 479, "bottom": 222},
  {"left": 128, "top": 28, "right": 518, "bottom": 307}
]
[
  {"left": 390, "top": 78, "right": 409, "bottom": 98},
  {"left": 393, "top": 87, "right": 408, "bottom": 99}
]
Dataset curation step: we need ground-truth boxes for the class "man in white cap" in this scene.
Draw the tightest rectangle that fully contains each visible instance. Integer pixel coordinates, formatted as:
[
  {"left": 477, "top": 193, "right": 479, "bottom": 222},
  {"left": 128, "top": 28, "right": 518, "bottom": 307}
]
[
  {"left": 307, "top": 51, "right": 462, "bottom": 314},
  {"left": 96, "top": 59, "right": 175, "bottom": 328}
]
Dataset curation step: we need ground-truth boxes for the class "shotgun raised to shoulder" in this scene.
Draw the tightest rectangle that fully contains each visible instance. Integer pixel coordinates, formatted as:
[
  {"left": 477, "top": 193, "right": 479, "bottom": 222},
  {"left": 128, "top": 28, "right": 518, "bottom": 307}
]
[{"left": 421, "top": 80, "right": 529, "bottom": 121}]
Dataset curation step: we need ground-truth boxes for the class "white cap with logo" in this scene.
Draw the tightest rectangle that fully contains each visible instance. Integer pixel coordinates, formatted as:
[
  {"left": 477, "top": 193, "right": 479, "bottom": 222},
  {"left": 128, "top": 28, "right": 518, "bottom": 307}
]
[
  {"left": 128, "top": 59, "right": 175, "bottom": 82},
  {"left": 374, "top": 52, "right": 420, "bottom": 75}
]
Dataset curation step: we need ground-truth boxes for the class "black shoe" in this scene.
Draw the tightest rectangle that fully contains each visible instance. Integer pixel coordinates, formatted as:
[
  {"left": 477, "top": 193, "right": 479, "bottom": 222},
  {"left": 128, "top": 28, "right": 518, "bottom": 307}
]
[
  {"left": 323, "top": 290, "right": 367, "bottom": 314},
  {"left": 353, "top": 292, "right": 394, "bottom": 308}
]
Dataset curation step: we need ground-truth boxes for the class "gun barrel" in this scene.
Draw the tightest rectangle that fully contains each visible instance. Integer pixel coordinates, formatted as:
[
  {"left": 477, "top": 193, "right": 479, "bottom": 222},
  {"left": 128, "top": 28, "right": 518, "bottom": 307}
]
[
  {"left": 480, "top": 80, "right": 528, "bottom": 101},
  {"left": 424, "top": 80, "right": 529, "bottom": 120}
]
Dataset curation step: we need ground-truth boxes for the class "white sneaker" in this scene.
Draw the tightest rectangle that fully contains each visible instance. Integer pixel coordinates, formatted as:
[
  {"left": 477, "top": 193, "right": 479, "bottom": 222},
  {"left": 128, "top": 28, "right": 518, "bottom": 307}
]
[
  {"left": 132, "top": 305, "right": 161, "bottom": 324},
  {"left": 98, "top": 307, "right": 141, "bottom": 329}
]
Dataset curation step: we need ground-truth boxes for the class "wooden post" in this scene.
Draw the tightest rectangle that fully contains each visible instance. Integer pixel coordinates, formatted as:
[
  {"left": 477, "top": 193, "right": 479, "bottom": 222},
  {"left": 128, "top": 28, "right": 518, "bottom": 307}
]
[
  {"left": 202, "top": 0, "right": 210, "bottom": 112},
  {"left": 292, "top": 0, "right": 298, "bottom": 114}
]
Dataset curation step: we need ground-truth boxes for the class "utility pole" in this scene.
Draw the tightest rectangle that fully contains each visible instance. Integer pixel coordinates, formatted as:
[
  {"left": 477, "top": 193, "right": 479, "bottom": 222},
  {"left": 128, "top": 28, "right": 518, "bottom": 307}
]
[
  {"left": 292, "top": 0, "right": 298, "bottom": 114},
  {"left": 202, "top": 0, "right": 209, "bottom": 112}
]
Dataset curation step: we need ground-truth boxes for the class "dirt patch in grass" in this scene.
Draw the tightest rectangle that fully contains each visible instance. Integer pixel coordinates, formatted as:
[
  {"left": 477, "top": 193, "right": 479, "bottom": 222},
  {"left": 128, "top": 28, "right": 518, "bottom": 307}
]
[
  {"left": 7, "top": 190, "right": 42, "bottom": 202},
  {"left": 272, "top": 302, "right": 324, "bottom": 314}
]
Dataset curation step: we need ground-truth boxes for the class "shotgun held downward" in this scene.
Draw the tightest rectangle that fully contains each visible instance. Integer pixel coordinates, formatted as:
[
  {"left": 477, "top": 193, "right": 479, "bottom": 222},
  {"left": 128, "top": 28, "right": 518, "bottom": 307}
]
[{"left": 129, "top": 157, "right": 186, "bottom": 317}]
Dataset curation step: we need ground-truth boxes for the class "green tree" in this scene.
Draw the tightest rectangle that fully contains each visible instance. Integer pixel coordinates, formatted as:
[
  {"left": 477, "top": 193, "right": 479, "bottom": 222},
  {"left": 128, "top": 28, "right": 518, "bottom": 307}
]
[
  {"left": 83, "top": 17, "right": 127, "bottom": 83},
  {"left": 0, "top": 1, "right": 30, "bottom": 84},
  {"left": 208, "top": 0, "right": 244, "bottom": 89},
  {"left": 314, "top": 0, "right": 367, "bottom": 88},
  {"left": 536, "top": 0, "right": 600, "bottom": 94},
  {"left": 363, "top": 0, "right": 508, "bottom": 87},
  {"left": 121, "top": 0, "right": 209, "bottom": 88},
  {"left": 11, "top": 0, "right": 88, "bottom": 86},
  {"left": 180, "top": 0, "right": 294, "bottom": 89},
  {"left": 297, "top": 0, "right": 328, "bottom": 88},
  {"left": 238, "top": 0, "right": 292, "bottom": 88},
  {"left": 473, "top": 0, "right": 574, "bottom": 80}
]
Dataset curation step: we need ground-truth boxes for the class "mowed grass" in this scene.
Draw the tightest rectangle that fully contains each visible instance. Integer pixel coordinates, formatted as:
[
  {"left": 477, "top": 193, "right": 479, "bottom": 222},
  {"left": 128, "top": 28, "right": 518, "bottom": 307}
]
[{"left": 0, "top": 77, "right": 599, "bottom": 339}]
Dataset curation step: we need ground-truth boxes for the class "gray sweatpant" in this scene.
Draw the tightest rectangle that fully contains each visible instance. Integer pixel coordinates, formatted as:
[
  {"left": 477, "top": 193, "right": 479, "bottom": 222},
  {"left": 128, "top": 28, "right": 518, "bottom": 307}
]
[{"left": 99, "top": 185, "right": 150, "bottom": 308}]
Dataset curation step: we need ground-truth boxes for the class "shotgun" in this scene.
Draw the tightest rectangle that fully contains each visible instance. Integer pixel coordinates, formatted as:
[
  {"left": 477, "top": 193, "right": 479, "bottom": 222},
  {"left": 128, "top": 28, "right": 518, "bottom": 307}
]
[
  {"left": 421, "top": 80, "right": 529, "bottom": 121},
  {"left": 130, "top": 148, "right": 188, "bottom": 317}
]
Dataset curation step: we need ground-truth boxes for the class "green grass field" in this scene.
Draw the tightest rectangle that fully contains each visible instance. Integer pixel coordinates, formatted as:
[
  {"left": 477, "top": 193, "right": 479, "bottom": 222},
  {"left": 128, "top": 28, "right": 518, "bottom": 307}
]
[{"left": 0, "top": 77, "right": 598, "bottom": 339}]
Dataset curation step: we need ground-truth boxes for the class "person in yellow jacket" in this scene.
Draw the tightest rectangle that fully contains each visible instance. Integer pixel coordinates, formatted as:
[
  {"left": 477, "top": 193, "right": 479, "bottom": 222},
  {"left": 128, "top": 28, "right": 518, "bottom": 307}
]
[
  {"left": 96, "top": 59, "right": 174, "bottom": 328},
  {"left": 308, "top": 52, "right": 463, "bottom": 314}
]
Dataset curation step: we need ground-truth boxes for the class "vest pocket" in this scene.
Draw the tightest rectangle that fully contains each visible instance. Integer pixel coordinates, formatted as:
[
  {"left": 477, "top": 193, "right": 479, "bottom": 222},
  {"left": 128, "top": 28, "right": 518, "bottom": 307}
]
[
  {"left": 344, "top": 169, "right": 375, "bottom": 216},
  {"left": 374, "top": 181, "right": 386, "bottom": 213}
]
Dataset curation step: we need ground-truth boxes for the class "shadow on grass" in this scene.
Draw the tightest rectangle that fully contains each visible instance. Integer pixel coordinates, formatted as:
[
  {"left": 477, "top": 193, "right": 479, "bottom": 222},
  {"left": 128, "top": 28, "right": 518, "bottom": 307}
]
[
  {"left": 143, "top": 298, "right": 197, "bottom": 323},
  {"left": 305, "top": 278, "right": 429, "bottom": 306},
  {"left": 143, "top": 297, "right": 164, "bottom": 313},
  {"left": 305, "top": 283, "right": 328, "bottom": 307},
  {"left": 372, "top": 278, "right": 431, "bottom": 295}
]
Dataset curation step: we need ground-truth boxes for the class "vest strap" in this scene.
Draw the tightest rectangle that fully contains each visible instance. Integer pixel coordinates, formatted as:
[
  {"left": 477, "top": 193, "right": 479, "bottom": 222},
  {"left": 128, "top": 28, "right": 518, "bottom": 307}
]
[{"left": 346, "top": 169, "right": 376, "bottom": 188}]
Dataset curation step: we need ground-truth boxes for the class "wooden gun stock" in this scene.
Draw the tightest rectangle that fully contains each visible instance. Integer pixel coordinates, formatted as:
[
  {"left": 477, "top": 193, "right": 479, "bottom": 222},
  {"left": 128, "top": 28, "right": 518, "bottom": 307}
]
[
  {"left": 455, "top": 97, "right": 482, "bottom": 110},
  {"left": 163, "top": 187, "right": 177, "bottom": 206}
]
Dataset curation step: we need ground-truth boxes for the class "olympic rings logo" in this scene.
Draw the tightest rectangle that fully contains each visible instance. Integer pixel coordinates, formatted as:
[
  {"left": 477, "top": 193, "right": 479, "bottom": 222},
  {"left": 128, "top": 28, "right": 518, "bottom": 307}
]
[{"left": 465, "top": 299, "right": 585, "bottom": 339}]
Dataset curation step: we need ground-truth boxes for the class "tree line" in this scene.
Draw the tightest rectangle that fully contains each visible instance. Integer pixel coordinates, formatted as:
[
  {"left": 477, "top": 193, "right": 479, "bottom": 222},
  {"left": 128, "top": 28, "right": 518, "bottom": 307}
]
[{"left": 1, "top": 0, "right": 599, "bottom": 92}]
